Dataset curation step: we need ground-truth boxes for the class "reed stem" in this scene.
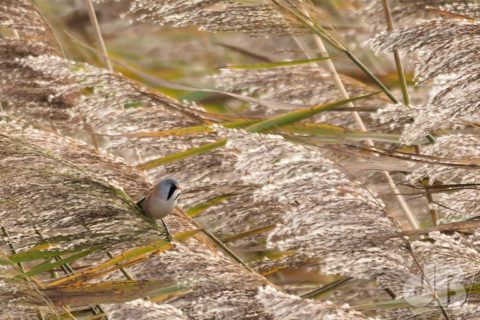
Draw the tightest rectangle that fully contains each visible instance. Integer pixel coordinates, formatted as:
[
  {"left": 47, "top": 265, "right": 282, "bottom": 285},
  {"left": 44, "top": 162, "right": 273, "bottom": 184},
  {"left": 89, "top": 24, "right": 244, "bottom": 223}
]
[{"left": 381, "top": 0, "right": 410, "bottom": 106}]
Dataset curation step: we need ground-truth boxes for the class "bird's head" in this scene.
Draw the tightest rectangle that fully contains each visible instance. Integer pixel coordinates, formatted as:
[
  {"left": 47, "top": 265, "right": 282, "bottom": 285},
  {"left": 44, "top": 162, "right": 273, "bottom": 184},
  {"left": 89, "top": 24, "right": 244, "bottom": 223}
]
[{"left": 155, "top": 178, "right": 182, "bottom": 203}]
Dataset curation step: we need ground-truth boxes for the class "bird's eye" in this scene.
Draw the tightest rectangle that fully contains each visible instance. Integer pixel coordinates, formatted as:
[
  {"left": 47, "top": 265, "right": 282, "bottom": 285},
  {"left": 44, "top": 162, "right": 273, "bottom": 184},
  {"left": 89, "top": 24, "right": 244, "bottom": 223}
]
[{"left": 167, "top": 184, "right": 177, "bottom": 200}]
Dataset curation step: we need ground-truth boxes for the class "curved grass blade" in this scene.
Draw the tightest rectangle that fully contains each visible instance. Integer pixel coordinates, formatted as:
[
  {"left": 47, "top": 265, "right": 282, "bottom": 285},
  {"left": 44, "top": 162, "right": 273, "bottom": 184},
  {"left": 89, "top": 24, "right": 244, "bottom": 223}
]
[
  {"left": 67, "top": 35, "right": 322, "bottom": 112},
  {"left": 178, "top": 209, "right": 256, "bottom": 273},
  {"left": 223, "top": 56, "right": 331, "bottom": 69},
  {"left": 137, "top": 139, "right": 227, "bottom": 171},
  {"left": 9, "top": 248, "right": 78, "bottom": 264},
  {"left": 350, "top": 145, "right": 480, "bottom": 168},
  {"left": 221, "top": 224, "right": 277, "bottom": 243},
  {"left": 222, "top": 119, "right": 261, "bottom": 128},
  {"left": 245, "top": 92, "right": 379, "bottom": 133},
  {"left": 46, "top": 230, "right": 199, "bottom": 287},
  {"left": 124, "top": 126, "right": 214, "bottom": 138},
  {"left": 245, "top": 249, "right": 296, "bottom": 266},
  {"left": 8, "top": 243, "right": 101, "bottom": 264},
  {"left": 0, "top": 253, "right": 62, "bottom": 318},
  {"left": 115, "top": 119, "right": 412, "bottom": 146},
  {"left": 271, "top": 0, "right": 399, "bottom": 103},
  {"left": 43, "top": 280, "right": 189, "bottom": 305},
  {"left": 301, "top": 277, "right": 354, "bottom": 300},
  {"left": 149, "top": 287, "right": 193, "bottom": 303},
  {"left": 122, "top": 120, "right": 260, "bottom": 140},
  {"left": 185, "top": 194, "right": 235, "bottom": 217},
  {"left": 22, "top": 249, "right": 96, "bottom": 277},
  {"left": 281, "top": 124, "right": 431, "bottom": 145}
]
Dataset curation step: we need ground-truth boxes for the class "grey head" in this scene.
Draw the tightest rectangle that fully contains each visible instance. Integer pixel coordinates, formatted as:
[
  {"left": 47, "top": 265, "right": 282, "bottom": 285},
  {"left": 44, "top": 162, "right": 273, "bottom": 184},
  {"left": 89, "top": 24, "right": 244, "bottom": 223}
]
[
  {"left": 141, "top": 178, "right": 182, "bottom": 220},
  {"left": 156, "top": 178, "right": 181, "bottom": 202}
]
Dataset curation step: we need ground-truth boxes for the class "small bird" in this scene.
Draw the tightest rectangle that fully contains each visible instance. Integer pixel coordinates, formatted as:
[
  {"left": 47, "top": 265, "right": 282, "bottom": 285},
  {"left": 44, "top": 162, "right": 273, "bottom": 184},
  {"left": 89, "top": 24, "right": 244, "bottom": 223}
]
[{"left": 137, "top": 178, "right": 182, "bottom": 240}]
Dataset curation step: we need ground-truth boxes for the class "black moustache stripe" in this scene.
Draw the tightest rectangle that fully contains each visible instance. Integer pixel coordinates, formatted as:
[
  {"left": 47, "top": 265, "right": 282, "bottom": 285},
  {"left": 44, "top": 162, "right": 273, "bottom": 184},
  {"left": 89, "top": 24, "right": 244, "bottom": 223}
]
[{"left": 167, "top": 184, "right": 177, "bottom": 200}]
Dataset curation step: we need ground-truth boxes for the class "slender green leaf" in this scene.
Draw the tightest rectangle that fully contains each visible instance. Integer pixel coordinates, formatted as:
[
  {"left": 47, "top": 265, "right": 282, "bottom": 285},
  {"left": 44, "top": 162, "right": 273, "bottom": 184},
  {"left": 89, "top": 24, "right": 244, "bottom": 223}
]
[
  {"left": 83, "top": 47, "right": 316, "bottom": 111},
  {"left": 245, "top": 249, "right": 296, "bottom": 265},
  {"left": 245, "top": 93, "right": 379, "bottom": 133},
  {"left": 9, "top": 247, "right": 85, "bottom": 263},
  {"left": 223, "top": 57, "right": 331, "bottom": 70},
  {"left": 137, "top": 139, "right": 227, "bottom": 171},
  {"left": 186, "top": 194, "right": 234, "bottom": 217},
  {"left": 22, "top": 249, "right": 95, "bottom": 277},
  {"left": 47, "top": 230, "right": 199, "bottom": 287},
  {"left": 271, "top": 0, "right": 399, "bottom": 103},
  {"left": 43, "top": 280, "right": 189, "bottom": 305},
  {"left": 282, "top": 124, "right": 432, "bottom": 145},
  {"left": 222, "top": 224, "right": 277, "bottom": 243},
  {"left": 345, "top": 51, "right": 399, "bottom": 103},
  {"left": 124, "top": 125, "right": 214, "bottom": 138},
  {"left": 222, "top": 119, "right": 260, "bottom": 128},
  {"left": 173, "top": 229, "right": 201, "bottom": 241},
  {"left": 178, "top": 91, "right": 214, "bottom": 102},
  {"left": 124, "top": 120, "right": 260, "bottom": 139},
  {"left": 301, "top": 277, "right": 354, "bottom": 299}
]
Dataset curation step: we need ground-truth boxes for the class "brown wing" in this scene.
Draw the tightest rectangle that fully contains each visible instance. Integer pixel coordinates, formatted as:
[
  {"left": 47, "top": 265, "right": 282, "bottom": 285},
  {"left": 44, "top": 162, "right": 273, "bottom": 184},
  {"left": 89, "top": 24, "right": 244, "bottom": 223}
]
[{"left": 136, "top": 186, "right": 153, "bottom": 209}]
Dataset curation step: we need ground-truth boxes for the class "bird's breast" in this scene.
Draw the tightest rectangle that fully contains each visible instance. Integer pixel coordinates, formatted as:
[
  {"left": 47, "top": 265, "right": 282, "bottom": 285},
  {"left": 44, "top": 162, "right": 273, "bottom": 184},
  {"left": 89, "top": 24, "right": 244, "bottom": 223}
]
[{"left": 142, "top": 196, "right": 175, "bottom": 219}]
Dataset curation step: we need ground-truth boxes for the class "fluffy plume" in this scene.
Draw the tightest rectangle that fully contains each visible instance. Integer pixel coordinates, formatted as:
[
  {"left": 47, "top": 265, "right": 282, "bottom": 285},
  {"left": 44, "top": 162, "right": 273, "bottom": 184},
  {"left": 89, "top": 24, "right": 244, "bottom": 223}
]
[
  {"left": 408, "top": 134, "right": 480, "bottom": 184},
  {"left": 0, "top": 118, "right": 149, "bottom": 198},
  {"left": 407, "top": 134, "right": 480, "bottom": 222},
  {"left": 126, "top": 0, "right": 302, "bottom": 34},
  {"left": 399, "top": 232, "right": 480, "bottom": 318},
  {"left": 219, "top": 130, "right": 413, "bottom": 291},
  {"left": 0, "top": 51, "right": 212, "bottom": 165},
  {"left": 104, "top": 300, "right": 186, "bottom": 320},
  {"left": 0, "top": 46, "right": 400, "bottom": 285},
  {"left": 3, "top": 1, "right": 480, "bottom": 318},
  {"left": 368, "top": 14, "right": 480, "bottom": 143},
  {"left": 0, "top": 0, "right": 59, "bottom": 52},
  {"left": 213, "top": 65, "right": 386, "bottom": 129},
  {"left": 0, "top": 251, "right": 58, "bottom": 319},
  {"left": 412, "top": 232, "right": 480, "bottom": 285},
  {"left": 0, "top": 34, "right": 428, "bottom": 302},
  {"left": 0, "top": 9, "right": 367, "bottom": 317},
  {"left": 256, "top": 286, "right": 370, "bottom": 320},
  {"left": 0, "top": 121, "right": 164, "bottom": 251},
  {"left": 362, "top": 0, "right": 480, "bottom": 31},
  {"left": 5, "top": 55, "right": 203, "bottom": 133},
  {"left": 369, "top": 103, "right": 415, "bottom": 131},
  {"left": 110, "top": 241, "right": 273, "bottom": 319},
  {"left": 385, "top": 1, "right": 480, "bottom": 21},
  {"left": 0, "top": 0, "right": 47, "bottom": 35},
  {"left": 433, "top": 190, "right": 480, "bottom": 223},
  {"left": 1, "top": 120, "right": 340, "bottom": 320}
]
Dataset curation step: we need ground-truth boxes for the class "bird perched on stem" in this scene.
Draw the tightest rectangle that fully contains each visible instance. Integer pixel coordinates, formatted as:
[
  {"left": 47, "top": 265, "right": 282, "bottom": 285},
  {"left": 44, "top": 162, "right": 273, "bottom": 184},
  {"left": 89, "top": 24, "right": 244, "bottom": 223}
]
[
  {"left": 138, "top": 179, "right": 254, "bottom": 271},
  {"left": 137, "top": 178, "right": 181, "bottom": 241}
]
